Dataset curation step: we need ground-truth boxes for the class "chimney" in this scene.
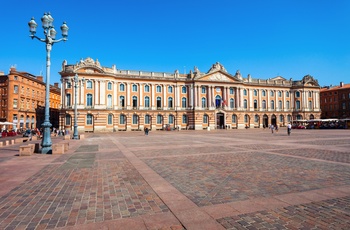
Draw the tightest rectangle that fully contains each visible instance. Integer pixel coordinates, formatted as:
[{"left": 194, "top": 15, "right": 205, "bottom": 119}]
[
  {"left": 37, "top": 76, "right": 43, "bottom": 82},
  {"left": 340, "top": 82, "right": 344, "bottom": 87}
]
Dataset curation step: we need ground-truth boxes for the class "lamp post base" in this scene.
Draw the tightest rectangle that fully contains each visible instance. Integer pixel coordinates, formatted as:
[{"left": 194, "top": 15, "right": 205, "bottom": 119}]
[
  {"left": 73, "top": 125, "right": 79, "bottom": 139},
  {"left": 41, "top": 121, "right": 52, "bottom": 154}
]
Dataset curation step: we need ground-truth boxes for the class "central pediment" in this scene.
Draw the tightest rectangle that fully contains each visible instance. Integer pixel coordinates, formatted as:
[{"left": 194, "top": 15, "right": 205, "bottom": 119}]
[{"left": 198, "top": 71, "right": 241, "bottom": 82}]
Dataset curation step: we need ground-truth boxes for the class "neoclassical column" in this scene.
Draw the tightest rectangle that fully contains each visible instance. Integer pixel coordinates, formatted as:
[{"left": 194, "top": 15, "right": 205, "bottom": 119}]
[
  {"left": 80, "top": 79, "right": 85, "bottom": 105},
  {"left": 208, "top": 86, "right": 212, "bottom": 108},
  {"left": 151, "top": 84, "right": 155, "bottom": 107},
  {"left": 126, "top": 82, "right": 130, "bottom": 106},
  {"left": 113, "top": 81, "right": 118, "bottom": 106},
  {"left": 100, "top": 80, "right": 106, "bottom": 106},
  {"left": 94, "top": 80, "right": 99, "bottom": 105},
  {"left": 163, "top": 84, "right": 167, "bottom": 107},
  {"left": 193, "top": 85, "right": 197, "bottom": 108},
  {"left": 140, "top": 83, "right": 143, "bottom": 106}
]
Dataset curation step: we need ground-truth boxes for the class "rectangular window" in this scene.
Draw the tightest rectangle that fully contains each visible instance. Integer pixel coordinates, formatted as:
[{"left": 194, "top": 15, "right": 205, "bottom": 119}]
[
  {"left": 120, "top": 115, "right": 125, "bottom": 124},
  {"left": 14, "top": 85, "right": 18, "bottom": 94},
  {"left": 202, "top": 87, "right": 206, "bottom": 94},
  {"left": 13, "top": 99, "right": 18, "bottom": 109},
  {"left": 87, "top": 115, "right": 92, "bottom": 125}
]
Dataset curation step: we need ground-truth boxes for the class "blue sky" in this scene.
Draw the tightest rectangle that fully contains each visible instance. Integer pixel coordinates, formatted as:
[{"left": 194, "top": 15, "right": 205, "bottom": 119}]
[{"left": 1, "top": 0, "right": 349, "bottom": 86}]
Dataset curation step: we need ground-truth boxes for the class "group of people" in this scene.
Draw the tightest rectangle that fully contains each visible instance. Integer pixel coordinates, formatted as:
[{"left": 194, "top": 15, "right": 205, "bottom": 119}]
[{"left": 267, "top": 123, "right": 292, "bottom": 136}]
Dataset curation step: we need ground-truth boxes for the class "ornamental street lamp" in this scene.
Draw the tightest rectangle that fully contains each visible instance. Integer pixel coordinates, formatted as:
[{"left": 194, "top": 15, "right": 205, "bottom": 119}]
[
  {"left": 73, "top": 74, "right": 84, "bottom": 139},
  {"left": 28, "top": 13, "right": 69, "bottom": 154}
]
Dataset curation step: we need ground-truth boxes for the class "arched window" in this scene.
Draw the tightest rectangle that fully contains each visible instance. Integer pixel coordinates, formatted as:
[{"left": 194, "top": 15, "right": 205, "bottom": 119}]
[
  {"left": 287, "top": 115, "right": 292, "bottom": 122},
  {"left": 108, "top": 114, "right": 113, "bottom": 124},
  {"left": 243, "top": 99, "right": 247, "bottom": 109},
  {"left": 254, "top": 90, "right": 257, "bottom": 96},
  {"left": 243, "top": 89, "right": 247, "bottom": 96},
  {"left": 157, "top": 115, "right": 162, "bottom": 124},
  {"left": 203, "top": 114, "right": 208, "bottom": 124},
  {"left": 244, "top": 114, "right": 249, "bottom": 123},
  {"left": 215, "top": 95, "right": 221, "bottom": 108},
  {"left": 168, "top": 86, "right": 173, "bottom": 93},
  {"left": 119, "top": 84, "right": 125, "bottom": 91},
  {"left": 230, "top": 98, "right": 235, "bottom": 108},
  {"left": 286, "top": 91, "right": 290, "bottom": 97},
  {"left": 107, "top": 82, "right": 112, "bottom": 90},
  {"left": 107, "top": 95, "right": 112, "bottom": 108},
  {"left": 255, "top": 115, "right": 259, "bottom": 122},
  {"left": 308, "top": 91, "right": 312, "bottom": 97},
  {"left": 86, "top": 80, "right": 92, "bottom": 89},
  {"left": 232, "top": 114, "right": 237, "bottom": 123},
  {"left": 144, "top": 96, "right": 150, "bottom": 108},
  {"left": 279, "top": 115, "right": 284, "bottom": 122},
  {"left": 132, "top": 114, "right": 138, "bottom": 124},
  {"left": 202, "top": 87, "right": 206, "bottom": 94},
  {"left": 145, "top": 115, "right": 151, "bottom": 124},
  {"left": 295, "top": 91, "right": 300, "bottom": 97},
  {"left": 66, "top": 94, "right": 71, "bottom": 107},
  {"left": 278, "top": 91, "right": 282, "bottom": 97},
  {"left": 120, "top": 114, "right": 126, "bottom": 124},
  {"left": 65, "top": 114, "right": 71, "bottom": 126},
  {"left": 168, "top": 115, "right": 174, "bottom": 124},
  {"left": 168, "top": 97, "right": 173, "bottom": 108},
  {"left": 132, "top": 96, "right": 138, "bottom": 107},
  {"left": 182, "top": 97, "right": 187, "bottom": 108},
  {"left": 87, "top": 114, "right": 93, "bottom": 125},
  {"left": 286, "top": 101, "right": 290, "bottom": 109},
  {"left": 86, "top": 94, "right": 93, "bottom": 106},
  {"left": 182, "top": 115, "right": 187, "bottom": 124},
  {"left": 270, "top": 90, "right": 274, "bottom": 96},
  {"left": 144, "top": 85, "right": 150, "bottom": 92},
  {"left": 120, "top": 96, "right": 125, "bottom": 107},
  {"left": 182, "top": 86, "right": 187, "bottom": 93},
  {"left": 229, "top": 88, "right": 234, "bottom": 94},
  {"left": 156, "top": 97, "right": 162, "bottom": 108},
  {"left": 202, "top": 97, "right": 207, "bottom": 108},
  {"left": 254, "top": 99, "right": 258, "bottom": 109},
  {"left": 270, "top": 100, "right": 275, "bottom": 109},
  {"left": 278, "top": 100, "right": 282, "bottom": 109},
  {"left": 132, "top": 84, "right": 138, "bottom": 92},
  {"left": 262, "top": 90, "right": 266, "bottom": 97},
  {"left": 262, "top": 100, "right": 266, "bottom": 109},
  {"left": 156, "top": 85, "right": 161, "bottom": 92}
]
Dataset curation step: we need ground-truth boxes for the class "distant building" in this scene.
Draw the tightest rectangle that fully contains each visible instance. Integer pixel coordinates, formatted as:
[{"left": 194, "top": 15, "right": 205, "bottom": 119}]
[
  {"left": 59, "top": 57, "right": 321, "bottom": 132},
  {"left": 0, "top": 67, "right": 61, "bottom": 131},
  {"left": 320, "top": 82, "right": 350, "bottom": 119}
]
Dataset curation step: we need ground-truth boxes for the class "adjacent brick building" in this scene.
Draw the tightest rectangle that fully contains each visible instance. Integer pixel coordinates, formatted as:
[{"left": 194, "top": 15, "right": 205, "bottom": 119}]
[
  {"left": 0, "top": 67, "right": 61, "bottom": 131},
  {"left": 320, "top": 82, "right": 350, "bottom": 119}
]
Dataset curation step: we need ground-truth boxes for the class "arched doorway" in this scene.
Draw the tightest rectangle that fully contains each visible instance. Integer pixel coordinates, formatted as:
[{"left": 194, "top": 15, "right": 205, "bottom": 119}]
[
  {"left": 263, "top": 114, "right": 268, "bottom": 128},
  {"left": 309, "top": 114, "right": 314, "bottom": 120},
  {"left": 216, "top": 112, "right": 224, "bottom": 129},
  {"left": 271, "top": 114, "right": 277, "bottom": 126}
]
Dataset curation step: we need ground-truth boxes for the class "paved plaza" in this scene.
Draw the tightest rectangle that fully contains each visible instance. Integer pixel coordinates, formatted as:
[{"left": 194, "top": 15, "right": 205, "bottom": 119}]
[{"left": 0, "top": 128, "right": 349, "bottom": 229}]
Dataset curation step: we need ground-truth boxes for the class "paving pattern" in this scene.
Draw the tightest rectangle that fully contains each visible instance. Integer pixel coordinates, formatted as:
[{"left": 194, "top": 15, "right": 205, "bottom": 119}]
[{"left": 0, "top": 128, "right": 349, "bottom": 229}]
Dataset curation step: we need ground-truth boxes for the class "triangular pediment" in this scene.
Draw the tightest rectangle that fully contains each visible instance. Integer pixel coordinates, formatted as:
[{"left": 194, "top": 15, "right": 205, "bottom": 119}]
[
  {"left": 270, "top": 76, "right": 287, "bottom": 81},
  {"left": 198, "top": 71, "right": 240, "bottom": 82}
]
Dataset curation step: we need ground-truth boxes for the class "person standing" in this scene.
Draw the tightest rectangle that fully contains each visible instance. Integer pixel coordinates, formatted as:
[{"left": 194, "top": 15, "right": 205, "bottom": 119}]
[
  {"left": 270, "top": 124, "right": 274, "bottom": 134},
  {"left": 287, "top": 123, "right": 292, "bottom": 136}
]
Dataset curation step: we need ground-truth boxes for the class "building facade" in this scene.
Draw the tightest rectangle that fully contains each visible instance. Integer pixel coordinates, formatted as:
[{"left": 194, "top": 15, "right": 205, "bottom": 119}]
[
  {"left": 59, "top": 57, "right": 321, "bottom": 132},
  {"left": 320, "top": 82, "right": 350, "bottom": 119},
  {"left": 0, "top": 67, "right": 61, "bottom": 131}
]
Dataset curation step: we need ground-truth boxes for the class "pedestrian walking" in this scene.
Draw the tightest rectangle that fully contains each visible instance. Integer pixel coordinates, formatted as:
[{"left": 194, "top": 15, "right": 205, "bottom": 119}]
[{"left": 270, "top": 124, "right": 274, "bottom": 134}]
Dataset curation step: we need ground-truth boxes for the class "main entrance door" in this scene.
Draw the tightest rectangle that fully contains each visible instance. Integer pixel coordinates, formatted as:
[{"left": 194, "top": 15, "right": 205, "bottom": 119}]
[{"left": 216, "top": 113, "right": 224, "bottom": 129}]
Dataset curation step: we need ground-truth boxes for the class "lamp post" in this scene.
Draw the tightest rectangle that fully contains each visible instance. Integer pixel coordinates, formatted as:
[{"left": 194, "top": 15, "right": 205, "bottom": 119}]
[
  {"left": 28, "top": 13, "right": 69, "bottom": 154},
  {"left": 73, "top": 74, "right": 84, "bottom": 139}
]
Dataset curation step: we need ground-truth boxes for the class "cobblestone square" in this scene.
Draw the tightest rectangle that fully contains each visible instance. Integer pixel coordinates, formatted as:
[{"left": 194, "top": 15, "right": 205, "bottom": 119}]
[{"left": 0, "top": 128, "right": 349, "bottom": 229}]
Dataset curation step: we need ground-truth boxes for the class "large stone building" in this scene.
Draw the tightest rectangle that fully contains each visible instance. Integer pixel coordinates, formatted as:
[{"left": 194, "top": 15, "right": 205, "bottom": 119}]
[
  {"left": 59, "top": 57, "right": 321, "bottom": 132},
  {"left": 320, "top": 82, "right": 350, "bottom": 119},
  {"left": 0, "top": 67, "right": 61, "bottom": 131}
]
